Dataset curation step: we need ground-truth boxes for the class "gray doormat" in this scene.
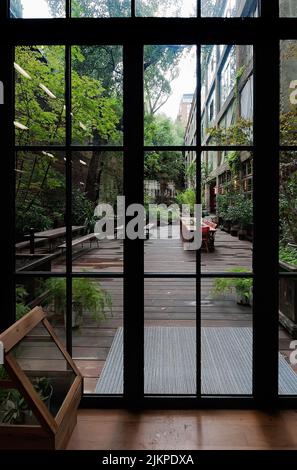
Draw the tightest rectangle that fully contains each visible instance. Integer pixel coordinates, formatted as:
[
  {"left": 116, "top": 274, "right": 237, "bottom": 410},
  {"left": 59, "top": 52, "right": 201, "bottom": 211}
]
[{"left": 95, "top": 327, "right": 297, "bottom": 395}]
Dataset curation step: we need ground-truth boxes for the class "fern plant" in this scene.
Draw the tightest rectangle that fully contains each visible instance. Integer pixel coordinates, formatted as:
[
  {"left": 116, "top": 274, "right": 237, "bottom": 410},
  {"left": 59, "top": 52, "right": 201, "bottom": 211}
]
[{"left": 44, "top": 277, "right": 112, "bottom": 325}]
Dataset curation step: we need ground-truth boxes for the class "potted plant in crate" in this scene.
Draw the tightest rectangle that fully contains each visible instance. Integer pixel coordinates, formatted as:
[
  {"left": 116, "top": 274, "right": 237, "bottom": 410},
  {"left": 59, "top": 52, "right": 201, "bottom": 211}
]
[
  {"left": 32, "top": 377, "right": 53, "bottom": 410},
  {"left": 212, "top": 267, "right": 253, "bottom": 306},
  {"left": 44, "top": 278, "right": 112, "bottom": 328}
]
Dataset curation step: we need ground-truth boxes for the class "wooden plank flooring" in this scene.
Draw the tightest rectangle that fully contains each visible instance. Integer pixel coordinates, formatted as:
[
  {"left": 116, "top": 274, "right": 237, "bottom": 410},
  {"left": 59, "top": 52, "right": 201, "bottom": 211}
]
[
  {"left": 67, "top": 409, "right": 297, "bottom": 450},
  {"left": 23, "top": 228, "right": 295, "bottom": 393}
]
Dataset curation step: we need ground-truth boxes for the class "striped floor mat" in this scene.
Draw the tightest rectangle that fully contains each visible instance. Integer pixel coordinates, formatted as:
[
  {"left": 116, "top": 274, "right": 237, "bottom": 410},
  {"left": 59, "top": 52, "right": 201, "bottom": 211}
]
[{"left": 95, "top": 327, "right": 297, "bottom": 395}]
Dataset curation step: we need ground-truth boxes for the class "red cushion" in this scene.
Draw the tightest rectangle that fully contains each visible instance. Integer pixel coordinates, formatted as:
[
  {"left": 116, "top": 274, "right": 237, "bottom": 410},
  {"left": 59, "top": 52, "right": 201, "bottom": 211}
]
[{"left": 202, "top": 226, "right": 210, "bottom": 235}]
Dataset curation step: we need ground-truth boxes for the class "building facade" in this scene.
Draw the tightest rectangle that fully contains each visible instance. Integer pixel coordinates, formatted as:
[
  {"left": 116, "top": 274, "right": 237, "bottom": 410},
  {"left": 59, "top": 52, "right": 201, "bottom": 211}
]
[{"left": 185, "top": 0, "right": 258, "bottom": 214}]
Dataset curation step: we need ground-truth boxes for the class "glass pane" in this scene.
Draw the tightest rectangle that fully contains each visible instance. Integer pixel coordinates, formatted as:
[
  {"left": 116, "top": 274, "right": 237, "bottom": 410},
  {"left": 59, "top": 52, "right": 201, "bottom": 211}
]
[
  {"left": 279, "top": 277, "right": 297, "bottom": 395},
  {"left": 201, "top": 45, "right": 253, "bottom": 146},
  {"left": 280, "top": 0, "right": 297, "bottom": 17},
  {"left": 15, "top": 276, "right": 67, "bottom": 347},
  {"left": 144, "top": 278, "right": 196, "bottom": 395},
  {"left": 15, "top": 152, "right": 66, "bottom": 272},
  {"left": 201, "top": 151, "right": 253, "bottom": 272},
  {"left": 71, "top": 152, "right": 123, "bottom": 273},
  {"left": 136, "top": 0, "right": 196, "bottom": 17},
  {"left": 201, "top": 277, "right": 253, "bottom": 395},
  {"left": 72, "top": 46, "right": 123, "bottom": 146},
  {"left": 83, "top": 278, "right": 123, "bottom": 394},
  {"left": 144, "top": 151, "right": 197, "bottom": 274},
  {"left": 11, "top": 322, "right": 76, "bottom": 417},
  {"left": 279, "top": 152, "right": 297, "bottom": 270},
  {"left": 72, "top": 0, "right": 130, "bottom": 17},
  {"left": 201, "top": 0, "right": 259, "bottom": 17},
  {"left": 15, "top": 46, "right": 65, "bottom": 145},
  {"left": 10, "top": 1, "right": 66, "bottom": 18},
  {"left": 280, "top": 41, "right": 297, "bottom": 145},
  {"left": 144, "top": 45, "right": 196, "bottom": 146}
]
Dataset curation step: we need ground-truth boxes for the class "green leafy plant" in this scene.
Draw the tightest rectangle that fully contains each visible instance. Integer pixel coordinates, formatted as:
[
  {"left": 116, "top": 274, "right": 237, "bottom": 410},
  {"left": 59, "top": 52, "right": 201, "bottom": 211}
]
[
  {"left": 32, "top": 377, "right": 53, "bottom": 405},
  {"left": 212, "top": 268, "right": 253, "bottom": 306},
  {"left": 226, "top": 193, "right": 253, "bottom": 229},
  {"left": 44, "top": 277, "right": 112, "bottom": 325},
  {"left": 279, "top": 245, "right": 297, "bottom": 267},
  {"left": 0, "top": 390, "right": 29, "bottom": 425},
  {"left": 216, "top": 194, "right": 231, "bottom": 222},
  {"left": 15, "top": 286, "right": 30, "bottom": 321},
  {"left": 207, "top": 118, "right": 253, "bottom": 146},
  {"left": 227, "top": 151, "right": 241, "bottom": 175},
  {"left": 175, "top": 188, "right": 196, "bottom": 215}
]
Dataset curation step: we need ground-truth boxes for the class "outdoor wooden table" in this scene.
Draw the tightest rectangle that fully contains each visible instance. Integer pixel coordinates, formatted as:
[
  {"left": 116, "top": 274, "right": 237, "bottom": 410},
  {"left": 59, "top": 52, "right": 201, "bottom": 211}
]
[{"left": 25, "top": 226, "right": 85, "bottom": 253}]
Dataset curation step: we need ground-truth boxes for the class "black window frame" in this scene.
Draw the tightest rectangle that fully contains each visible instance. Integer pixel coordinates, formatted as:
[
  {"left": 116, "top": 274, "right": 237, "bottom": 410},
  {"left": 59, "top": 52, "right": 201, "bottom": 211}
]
[{"left": 0, "top": 0, "right": 296, "bottom": 409}]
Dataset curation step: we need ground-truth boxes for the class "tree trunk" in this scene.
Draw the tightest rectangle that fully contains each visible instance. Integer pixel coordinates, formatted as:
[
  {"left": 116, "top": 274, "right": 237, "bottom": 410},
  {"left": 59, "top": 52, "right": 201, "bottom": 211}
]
[{"left": 85, "top": 130, "right": 105, "bottom": 203}]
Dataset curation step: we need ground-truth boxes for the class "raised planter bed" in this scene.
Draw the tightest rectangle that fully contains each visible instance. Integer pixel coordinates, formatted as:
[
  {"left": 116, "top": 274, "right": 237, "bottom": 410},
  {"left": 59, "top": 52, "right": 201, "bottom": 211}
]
[
  {"left": 16, "top": 253, "right": 57, "bottom": 272},
  {"left": 279, "top": 260, "right": 297, "bottom": 338}
]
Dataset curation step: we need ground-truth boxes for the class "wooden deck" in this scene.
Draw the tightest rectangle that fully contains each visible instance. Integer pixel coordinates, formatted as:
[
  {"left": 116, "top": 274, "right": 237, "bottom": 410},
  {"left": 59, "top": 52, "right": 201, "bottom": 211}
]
[{"left": 22, "top": 226, "right": 294, "bottom": 393}]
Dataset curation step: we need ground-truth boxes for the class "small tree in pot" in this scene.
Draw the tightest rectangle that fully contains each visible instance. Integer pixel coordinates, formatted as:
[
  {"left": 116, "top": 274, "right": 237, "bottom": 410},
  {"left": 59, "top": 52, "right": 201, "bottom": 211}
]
[{"left": 212, "top": 267, "right": 253, "bottom": 306}]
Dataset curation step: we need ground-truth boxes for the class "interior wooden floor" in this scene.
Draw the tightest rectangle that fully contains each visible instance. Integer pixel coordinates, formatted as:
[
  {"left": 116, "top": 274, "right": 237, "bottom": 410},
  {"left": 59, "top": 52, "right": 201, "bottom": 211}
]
[{"left": 67, "top": 408, "right": 297, "bottom": 450}]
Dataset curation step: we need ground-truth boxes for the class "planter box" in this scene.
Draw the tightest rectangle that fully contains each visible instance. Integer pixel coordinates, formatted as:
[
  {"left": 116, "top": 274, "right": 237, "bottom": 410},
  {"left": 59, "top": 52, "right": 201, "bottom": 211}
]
[
  {"left": 15, "top": 253, "right": 57, "bottom": 272},
  {"left": 279, "top": 260, "right": 297, "bottom": 338},
  {"left": 0, "top": 307, "right": 82, "bottom": 449}
]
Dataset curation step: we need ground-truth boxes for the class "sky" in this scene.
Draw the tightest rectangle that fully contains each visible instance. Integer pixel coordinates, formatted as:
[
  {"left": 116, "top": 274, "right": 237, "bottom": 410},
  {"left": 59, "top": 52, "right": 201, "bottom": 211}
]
[
  {"left": 22, "top": 0, "right": 52, "bottom": 18},
  {"left": 159, "top": 46, "right": 196, "bottom": 120},
  {"left": 21, "top": 1, "right": 197, "bottom": 120}
]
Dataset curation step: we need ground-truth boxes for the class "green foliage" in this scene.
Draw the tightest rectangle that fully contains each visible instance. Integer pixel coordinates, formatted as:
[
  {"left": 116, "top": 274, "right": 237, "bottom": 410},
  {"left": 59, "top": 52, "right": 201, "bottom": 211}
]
[
  {"left": 15, "top": 45, "right": 122, "bottom": 146},
  {"left": 279, "top": 245, "right": 297, "bottom": 267},
  {"left": 280, "top": 111, "right": 297, "bottom": 146},
  {"left": 15, "top": 200, "right": 53, "bottom": 239},
  {"left": 148, "top": 205, "right": 180, "bottom": 224},
  {"left": 227, "top": 151, "right": 241, "bottom": 174},
  {"left": 226, "top": 193, "right": 253, "bottom": 228},
  {"left": 216, "top": 194, "right": 229, "bottom": 219},
  {"left": 44, "top": 278, "right": 112, "bottom": 324},
  {"left": 0, "top": 366, "right": 9, "bottom": 381},
  {"left": 279, "top": 153, "right": 297, "bottom": 244},
  {"left": 212, "top": 268, "right": 253, "bottom": 305},
  {"left": 144, "top": 114, "right": 184, "bottom": 146},
  {"left": 32, "top": 377, "right": 52, "bottom": 402},
  {"left": 144, "top": 193, "right": 153, "bottom": 210},
  {"left": 144, "top": 45, "right": 186, "bottom": 116},
  {"left": 15, "top": 286, "right": 30, "bottom": 321},
  {"left": 175, "top": 188, "right": 196, "bottom": 215},
  {"left": 71, "top": 0, "right": 131, "bottom": 17},
  {"left": 0, "top": 378, "right": 52, "bottom": 424},
  {"left": 72, "top": 188, "right": 96, "bottom": 229},
  {"left": 207, "top": 118, "right": 253, "bottom": 146},
  {"left": 0, "top": 390, "right": 28, "bottom": 424}
]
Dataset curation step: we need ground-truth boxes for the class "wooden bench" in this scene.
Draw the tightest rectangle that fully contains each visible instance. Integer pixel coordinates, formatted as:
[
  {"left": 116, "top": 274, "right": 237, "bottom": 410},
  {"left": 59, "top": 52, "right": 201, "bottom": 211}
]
[
  {"left": 58, "top": 233, "right": 99, "bottom": 252},
  {"left": 15, "top": 238, "right": 47, "bottom": 252}
]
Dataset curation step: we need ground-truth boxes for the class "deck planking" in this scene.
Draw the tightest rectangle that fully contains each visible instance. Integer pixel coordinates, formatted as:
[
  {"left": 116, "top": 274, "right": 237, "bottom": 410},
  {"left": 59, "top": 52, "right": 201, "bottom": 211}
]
[{"left": 20, "top": 228, "right": 294, "bottom": 393}]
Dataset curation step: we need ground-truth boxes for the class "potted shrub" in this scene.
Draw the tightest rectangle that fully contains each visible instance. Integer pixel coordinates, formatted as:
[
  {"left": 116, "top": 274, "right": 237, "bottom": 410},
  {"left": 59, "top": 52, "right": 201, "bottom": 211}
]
[
  {"left": 44, "top": 278, "right": 112, "bottom": 328},
  {"left": 212, "top": 268, "right": 253, "bottom": 306},
  {"left": 216, "top": 194, "right": 231, "bottom": 232}
]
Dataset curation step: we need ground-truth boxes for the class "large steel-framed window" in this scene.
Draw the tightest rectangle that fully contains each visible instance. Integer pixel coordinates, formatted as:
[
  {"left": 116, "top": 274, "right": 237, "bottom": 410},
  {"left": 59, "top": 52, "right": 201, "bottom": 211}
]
[{"left": 0, "top": 0, "right": 296, "bottom": 408}]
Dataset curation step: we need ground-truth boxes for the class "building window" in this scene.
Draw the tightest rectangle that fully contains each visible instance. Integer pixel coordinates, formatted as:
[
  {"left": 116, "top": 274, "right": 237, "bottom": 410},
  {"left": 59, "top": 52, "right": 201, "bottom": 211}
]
[{"left": 220, "top": 47, "right": 236, "bottom": 108}]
